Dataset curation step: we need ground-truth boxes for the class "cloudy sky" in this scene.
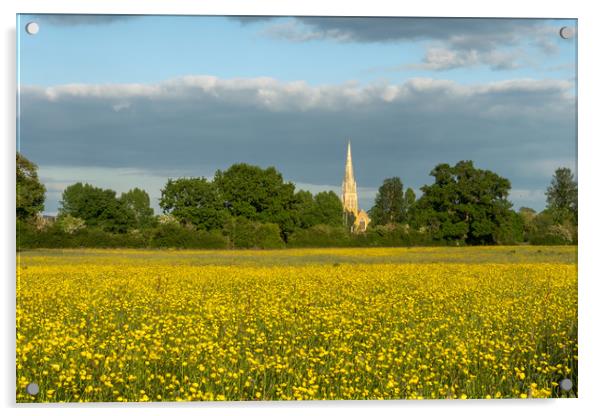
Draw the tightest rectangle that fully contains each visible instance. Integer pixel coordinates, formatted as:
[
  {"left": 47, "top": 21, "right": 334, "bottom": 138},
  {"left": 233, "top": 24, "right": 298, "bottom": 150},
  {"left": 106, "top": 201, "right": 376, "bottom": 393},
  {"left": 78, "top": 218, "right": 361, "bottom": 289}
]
[{"left": 17, "top": 15, "right": 577, "bottom": 215}]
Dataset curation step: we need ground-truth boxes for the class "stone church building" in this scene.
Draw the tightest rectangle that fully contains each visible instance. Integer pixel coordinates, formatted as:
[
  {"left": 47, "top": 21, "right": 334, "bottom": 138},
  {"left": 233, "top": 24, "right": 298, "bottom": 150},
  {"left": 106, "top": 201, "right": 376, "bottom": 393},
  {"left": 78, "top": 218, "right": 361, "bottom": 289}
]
[{"left": 341, "top": 141, "right": 371, "bottom": 232}]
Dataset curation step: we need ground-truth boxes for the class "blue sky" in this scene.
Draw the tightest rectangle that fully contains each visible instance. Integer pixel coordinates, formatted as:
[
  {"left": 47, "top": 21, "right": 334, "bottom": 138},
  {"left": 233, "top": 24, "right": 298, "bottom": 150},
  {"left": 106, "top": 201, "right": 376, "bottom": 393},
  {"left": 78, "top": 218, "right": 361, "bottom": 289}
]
[
  {"left": 17, "top": 15, "right": 577, "bottom": 214},
  {"left": 19, "top": 16, "right": 576, "bottom": 86}
]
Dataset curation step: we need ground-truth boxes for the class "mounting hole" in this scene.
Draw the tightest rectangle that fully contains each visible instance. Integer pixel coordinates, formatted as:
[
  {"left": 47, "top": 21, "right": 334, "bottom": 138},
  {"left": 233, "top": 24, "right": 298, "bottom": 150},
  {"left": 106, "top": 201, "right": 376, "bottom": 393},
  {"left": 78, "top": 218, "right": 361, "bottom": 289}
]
[
  {"left": 559, "top": 26, "right": 574, "bottom": 40},
  {"left": 25, "top": 22, "right": 39, "bottom": 35},
  {"left": 26, "top": 382, "right": 39, "bottom": 396},
  {"left": 559, "top": 378, "right": 573, "bottom": 391}
]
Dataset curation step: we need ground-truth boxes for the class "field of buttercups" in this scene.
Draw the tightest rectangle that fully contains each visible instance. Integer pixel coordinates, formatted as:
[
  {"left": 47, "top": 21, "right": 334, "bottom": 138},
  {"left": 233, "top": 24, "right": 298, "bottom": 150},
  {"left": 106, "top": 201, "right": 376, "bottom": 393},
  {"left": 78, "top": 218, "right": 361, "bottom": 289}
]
[{"left": 16, "top": 247, "right": 577, "bottom": 401}]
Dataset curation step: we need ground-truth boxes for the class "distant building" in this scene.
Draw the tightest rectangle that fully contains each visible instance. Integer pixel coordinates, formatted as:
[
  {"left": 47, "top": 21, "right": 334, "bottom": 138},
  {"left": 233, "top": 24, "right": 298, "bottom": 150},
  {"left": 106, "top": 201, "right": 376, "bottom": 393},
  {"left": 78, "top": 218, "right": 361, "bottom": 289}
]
[{"left": 341, "top": 141, "right": 371, "bottom": 232}]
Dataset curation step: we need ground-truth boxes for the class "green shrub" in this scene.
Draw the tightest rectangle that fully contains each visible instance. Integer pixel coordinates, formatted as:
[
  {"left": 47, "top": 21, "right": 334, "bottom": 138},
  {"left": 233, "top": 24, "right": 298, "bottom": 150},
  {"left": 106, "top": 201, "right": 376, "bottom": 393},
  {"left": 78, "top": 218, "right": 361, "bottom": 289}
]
[
  {"left": 56, "top": 214, "right": 86, "bottom": 234},
  {"left": 358, "top": 224, "right": 435, "bottom": 247},
  {"left": 527, "top": 211, "right": 576, "bottom": 245},
  {"left": 149, "top": 224, "right": 228, "bottom": 249},
  {"left": 288, "top": 224, "right": 353, "bottom": 248},
  {"left": 529, "top": 223, "right": 575, "bottom": 245},
  {"left": 17, "top": 223, "right": 148, "bottom": 249},
  {"left": 224, "top": 217, "right": 284, "bottom": 249}
]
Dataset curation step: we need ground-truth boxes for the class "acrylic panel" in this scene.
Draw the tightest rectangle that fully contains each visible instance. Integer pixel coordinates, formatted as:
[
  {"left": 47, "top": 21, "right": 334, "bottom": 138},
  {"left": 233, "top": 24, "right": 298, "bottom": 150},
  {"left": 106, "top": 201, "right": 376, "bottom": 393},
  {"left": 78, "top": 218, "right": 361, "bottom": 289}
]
[{"left": 16, "top": 15, "right": 577, "bottom": 403}]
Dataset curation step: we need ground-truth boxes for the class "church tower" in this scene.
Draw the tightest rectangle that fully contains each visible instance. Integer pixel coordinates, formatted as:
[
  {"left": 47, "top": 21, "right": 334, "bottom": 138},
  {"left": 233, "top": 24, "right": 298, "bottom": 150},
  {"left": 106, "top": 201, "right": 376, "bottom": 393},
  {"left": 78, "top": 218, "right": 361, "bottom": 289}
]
[
  {"left": 341, "top": 141, "right": 359, "bottom": 213},
  {"left": 341, "top": 140, "right": 371, "bottom": 232}
]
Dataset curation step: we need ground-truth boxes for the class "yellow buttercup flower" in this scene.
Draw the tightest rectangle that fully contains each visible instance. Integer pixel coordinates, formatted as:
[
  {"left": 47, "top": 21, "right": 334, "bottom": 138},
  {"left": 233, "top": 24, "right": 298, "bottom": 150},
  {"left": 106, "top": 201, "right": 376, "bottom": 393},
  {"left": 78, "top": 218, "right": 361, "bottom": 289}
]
[{"left": 16, "top": 247, "right": 577, "bottom": 402}]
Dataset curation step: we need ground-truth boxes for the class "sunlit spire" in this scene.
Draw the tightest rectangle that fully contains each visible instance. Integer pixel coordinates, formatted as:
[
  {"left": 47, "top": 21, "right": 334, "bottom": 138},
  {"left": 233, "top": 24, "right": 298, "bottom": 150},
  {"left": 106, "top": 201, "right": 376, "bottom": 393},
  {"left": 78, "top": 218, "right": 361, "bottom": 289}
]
[{"left": 341, "top": 140, "right": 358, "bottom": 214}]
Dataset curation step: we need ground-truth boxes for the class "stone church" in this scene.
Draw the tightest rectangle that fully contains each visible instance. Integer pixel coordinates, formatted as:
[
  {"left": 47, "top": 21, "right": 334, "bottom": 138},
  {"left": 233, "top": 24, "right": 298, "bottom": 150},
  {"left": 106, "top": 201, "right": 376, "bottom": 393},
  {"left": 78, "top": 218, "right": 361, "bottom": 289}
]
[{"left": 341, "top": 141, "right": 371, "bottom": 232}]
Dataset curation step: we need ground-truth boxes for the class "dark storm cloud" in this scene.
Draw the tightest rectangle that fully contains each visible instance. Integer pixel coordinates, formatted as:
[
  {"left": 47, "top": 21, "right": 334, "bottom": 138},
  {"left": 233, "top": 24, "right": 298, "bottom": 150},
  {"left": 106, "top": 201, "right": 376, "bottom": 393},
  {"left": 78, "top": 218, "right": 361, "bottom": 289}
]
[
  {"left": 294, "top": 17, "right": 544, "bottom": 47},
  {"left": 229, "top": 16, "right": 275, "bottom": 25},
  {"left": 245, "top": 16, "right": 565, "bottom": 70},
  {"left": 34, "top": 14, "right": 135, "bottom": 26},
  {"left": 232, "top": 16, "right": 555, "bottom": 47},
  {"left": 19, "top": 76, "right": 576, "bottom": 212}
]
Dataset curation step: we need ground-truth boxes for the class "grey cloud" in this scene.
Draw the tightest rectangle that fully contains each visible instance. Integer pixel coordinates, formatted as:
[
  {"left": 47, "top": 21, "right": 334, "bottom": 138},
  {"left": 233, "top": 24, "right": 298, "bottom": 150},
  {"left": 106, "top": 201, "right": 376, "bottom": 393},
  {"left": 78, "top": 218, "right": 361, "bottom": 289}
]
[
  {"left": 235, "top": 16, "right": 561, "bottom": 48},
  {"left": 229, "top": 16, "right": 276, "bottom": 25},
  {"left": 293, "top": 17, "right": 543, "bottom": 47},
  {"left": 33, "top": 14, "right": 135, "bottom": 26},
  {"left": 257, "top": 17, "right": 572, "bottom": 70},
  {"left": 19, "top": 75, "right": 576, "bottom": 213},
  {"left": 409, "top": 47, "right": 524, "bottom": 71}
]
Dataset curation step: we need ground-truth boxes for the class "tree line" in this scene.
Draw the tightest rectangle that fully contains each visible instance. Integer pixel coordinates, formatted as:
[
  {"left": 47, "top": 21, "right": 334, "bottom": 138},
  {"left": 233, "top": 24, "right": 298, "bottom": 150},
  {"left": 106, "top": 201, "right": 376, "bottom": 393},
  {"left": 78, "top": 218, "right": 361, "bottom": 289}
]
[{"left": 16, "top": 153, "right": 577, "bottom": 249}]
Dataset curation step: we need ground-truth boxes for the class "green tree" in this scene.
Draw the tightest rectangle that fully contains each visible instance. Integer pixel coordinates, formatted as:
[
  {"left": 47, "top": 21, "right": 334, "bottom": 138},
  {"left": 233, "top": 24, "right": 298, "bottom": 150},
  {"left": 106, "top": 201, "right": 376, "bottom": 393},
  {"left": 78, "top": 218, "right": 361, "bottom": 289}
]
[
  {"left": 295, "top": 190, "right": 344, "bottom": 228},
  {"left": 16, "top": 153, "right": 46, "bottom": 222},
  {"left": 518, "top": 207, "right": 537, "bottom": 241},
  {"left": 59, "top": 183, "right": 135, "bottom": 233},
  {"left": 403, "top": 188, "right": 417, "bottom": 224},
  {"left": 159, "top": 178, "right": 228, "bottom": 231},
  {"left": 294, "top": 190, "right": 317, "bottom": 229},
  {"left": 214, "top": 163, "right": 298, "bottom": 238},
  {"left": 344, "top": 210, "right": 356, "bottom": 232},
  {"left": 529, "top": 209, "right": 575, "bottom": 245},
  {"left": 546, "top": 167, "right": 578, "bottom": 224},
  {"left": 413, "top": 161, "right": 514, "bottom": 244},
  {"left": 314, "top": 191, "right": 345, "bottom": 227},
  {"left": 56, "top": 214, "right": 86, "bottom": 234},
  {"left": 494, "top": 210, "right": 525, "bottom": 244},
  {"left": 369, "top": 177, "right": 406, "bottom": 226},
  {"left": 120, "top": 188, "right": 155, "bottom": 229}
]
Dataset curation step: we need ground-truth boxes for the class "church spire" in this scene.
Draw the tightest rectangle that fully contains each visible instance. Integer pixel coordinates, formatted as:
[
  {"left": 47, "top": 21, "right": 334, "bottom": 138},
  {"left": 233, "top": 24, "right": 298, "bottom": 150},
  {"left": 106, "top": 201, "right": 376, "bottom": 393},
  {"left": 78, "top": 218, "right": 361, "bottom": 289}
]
[
  {"left": 345, "top": 140, "right": 354, "bottom": 183},
  {"left": 341, "top": 140, "right": 358, "bottom": 214}
]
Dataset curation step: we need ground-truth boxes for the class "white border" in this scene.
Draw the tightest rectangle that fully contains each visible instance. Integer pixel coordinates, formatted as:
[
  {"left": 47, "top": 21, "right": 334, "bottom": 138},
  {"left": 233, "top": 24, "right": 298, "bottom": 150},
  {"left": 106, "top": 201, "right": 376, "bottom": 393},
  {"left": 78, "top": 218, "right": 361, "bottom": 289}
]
[{"left": 2, "top": 1, "right": 601, "bottom": 416}]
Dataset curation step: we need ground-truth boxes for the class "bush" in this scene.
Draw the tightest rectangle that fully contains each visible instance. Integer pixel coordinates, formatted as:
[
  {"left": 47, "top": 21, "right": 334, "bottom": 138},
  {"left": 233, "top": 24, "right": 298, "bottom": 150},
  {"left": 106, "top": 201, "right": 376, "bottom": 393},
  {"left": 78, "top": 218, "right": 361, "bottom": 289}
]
[
  {"left": 288, "top": 225, "right": 353, "bottom": 248},
  {"left": 17, "top": 223, "right": 148, "bottom": 249},
  {"left": 529, "top": 223, "right": 575, "bottom": 245},
  {"left": 493, "top": 212, "right": 525, "bottom": 245},
  {"left": 149, "top": 224, "right": 228, "bottom": 249},
  {"left": 527, "top": 211, "right": 576, "bottom": 245},
  {"left": 56, "top": 214, "right": 86, "bottom": 234},
  {"left": 224, "top": 218, "right": 285, "bottom": 249},
  {"left": 358, "top": 224, "right": 435, "bottom": 247}
]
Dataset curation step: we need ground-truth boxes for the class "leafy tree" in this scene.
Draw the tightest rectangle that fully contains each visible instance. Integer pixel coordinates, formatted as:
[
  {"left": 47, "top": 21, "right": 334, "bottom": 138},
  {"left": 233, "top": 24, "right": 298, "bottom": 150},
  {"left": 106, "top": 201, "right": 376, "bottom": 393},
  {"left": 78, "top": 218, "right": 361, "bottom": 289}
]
[
  {"left": 159, "top": 178, "right": 228, "bottom": 231},
  {"left": 518, "top": 207, "right": 537, "bottom": 240},
  {"left": 529, "top": 209, "right": 575, "bottom": 245},
  {"left": 546, "top": 167, "right": 578, "bottom": 224},
  {"left": 294, "top": 190, "right": 317, "bottom": 229},
  {"left": 214, "top": 163, "right": 298, "bottom": 238},
  {"left": 314, "top": 191, "right": 345, "bottom": 227},
  {"left": 296, "top": 190, "right": 345, "bottom": 228},
  {"left": 403, "top": 187, "right": 417, "bottom": 224},
  {"left": 56, "top": 214, "right": 86, "bottom": 234},
  {"left": 404, "top": 188, "right": 416, "bottom": 207},
  {"left": 413, "top": 161, "right": 514, "bottom": 244},
  {"left": 344, "top": 210, "right": 356, "bottom": 232},
  {"left": 369, "top": 177, "right": 406, "bottom": 226},
  {"left": 16, "top": 153, "right": 46, "bottom": 222},
  {"left": 120, "top": 188, "right": 155, "bottom": 229},
  {"left": 59, "top": 183, "right": 134, "bottom": 233},
  {"left": 494, "top": 210, "right": 525, "bottom": 244}
]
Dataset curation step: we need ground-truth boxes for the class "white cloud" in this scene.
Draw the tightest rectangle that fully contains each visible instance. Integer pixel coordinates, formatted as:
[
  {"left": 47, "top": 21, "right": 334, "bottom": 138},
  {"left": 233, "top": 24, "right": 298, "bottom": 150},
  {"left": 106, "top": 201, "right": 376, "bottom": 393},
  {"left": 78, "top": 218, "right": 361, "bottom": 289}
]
[
  {"left": 22, "top": 75, "right": 574, "bottom": 118},
  {"left": 112, "top": 102, "right": 131, "bottom": 112},
  {"left": 409, "top": 47, "right": 524, "bottom": 71}
]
